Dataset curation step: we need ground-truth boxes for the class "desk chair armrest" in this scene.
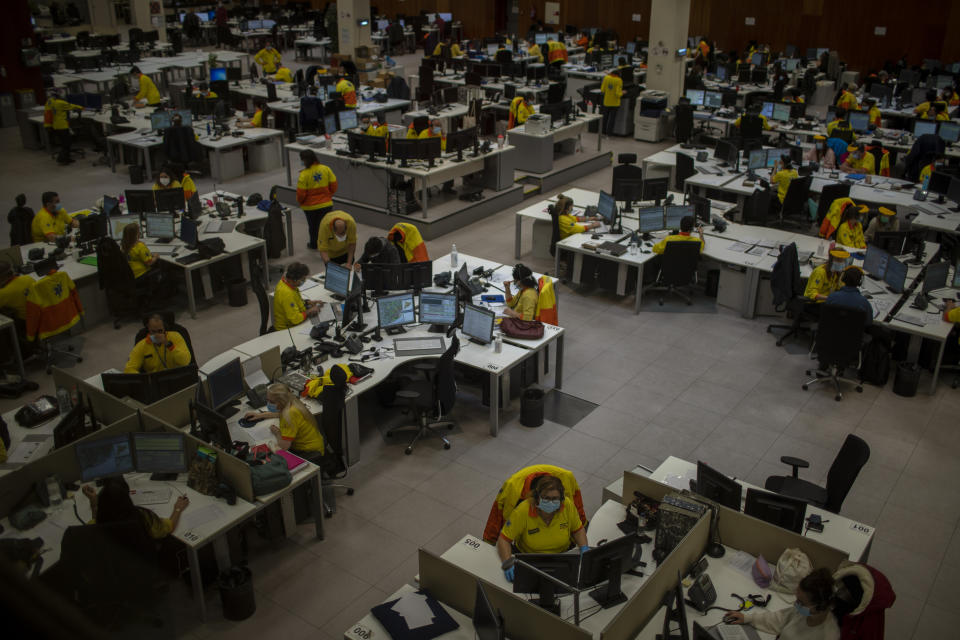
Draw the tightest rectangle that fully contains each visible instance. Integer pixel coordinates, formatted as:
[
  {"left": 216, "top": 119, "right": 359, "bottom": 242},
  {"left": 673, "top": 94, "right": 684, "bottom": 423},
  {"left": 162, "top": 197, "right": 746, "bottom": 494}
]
[
  {"left": 780, "top": 456, "right": 809, "bottom": 478},
  {"left": 396, "top": 389, "right": 421, "bottom": 400},
  {"left": 413, "top": 362, "right": 436, "bottom": 373}
]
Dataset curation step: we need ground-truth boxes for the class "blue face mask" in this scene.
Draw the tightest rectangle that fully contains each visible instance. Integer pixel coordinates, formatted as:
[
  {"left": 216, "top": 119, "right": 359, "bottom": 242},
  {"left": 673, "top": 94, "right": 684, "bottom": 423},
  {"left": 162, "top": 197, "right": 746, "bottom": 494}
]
[
  {"left": 266, "top": 402, "right": 278, "bottom": 413},
  {"left": 538, "top": 499, "right": 561, "bottom": 514},
  {"left": 794, "top": 601, "right": 813, "bottom": 617}
]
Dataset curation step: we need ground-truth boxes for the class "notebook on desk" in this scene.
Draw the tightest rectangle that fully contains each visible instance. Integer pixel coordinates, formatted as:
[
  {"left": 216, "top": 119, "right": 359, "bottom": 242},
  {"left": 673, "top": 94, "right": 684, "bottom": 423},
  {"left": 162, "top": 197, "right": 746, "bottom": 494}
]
[{"left": 204, "top": 220, "right": 236, "bottom": 234}]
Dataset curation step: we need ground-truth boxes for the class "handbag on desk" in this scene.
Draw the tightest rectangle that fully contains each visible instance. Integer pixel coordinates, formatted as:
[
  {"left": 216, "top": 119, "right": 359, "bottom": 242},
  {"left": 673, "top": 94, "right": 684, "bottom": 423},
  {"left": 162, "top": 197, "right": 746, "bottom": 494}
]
[
  {"left": 499, "top": 317, "right": 544, "bottom": 339},
  {"left": 249, "top": 450, "right": 292, "bottom": 496}
]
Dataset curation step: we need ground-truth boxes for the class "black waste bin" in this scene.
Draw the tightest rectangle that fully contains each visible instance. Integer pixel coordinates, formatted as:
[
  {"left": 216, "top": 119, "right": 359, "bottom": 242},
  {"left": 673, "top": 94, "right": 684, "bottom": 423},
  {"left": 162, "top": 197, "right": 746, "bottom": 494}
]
[
  {"left": 219, "top": 566, "right": 256, "bottom": 621},
  {"left": 893, "top": 362, "right": 921, "bottom": 397},
  {"left": 227, "top": 279, "right": 248, "bottom": 307},
  {"left": 520, "top": 387, "right": 545, "bottom": 427}
]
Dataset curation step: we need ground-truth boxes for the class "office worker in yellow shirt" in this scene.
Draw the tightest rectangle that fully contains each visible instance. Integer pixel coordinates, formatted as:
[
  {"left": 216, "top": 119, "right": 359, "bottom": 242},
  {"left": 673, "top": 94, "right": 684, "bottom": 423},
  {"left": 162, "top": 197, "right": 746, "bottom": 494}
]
[
  {"left": 245, "top": 383, "right": 325, "bottom": 456},
  {"left": 152, "top": 163, "right": 182, "bottom": 191},
  {"left": 840, "top": 143, "right": 875, "bottom": 175},
  {"left": 238, "top": 100, "right": 266, "bottom": 128},
  {"left": 733, "top": 105, "right": 772, "bottom": 130},
  {"left": 273, "top": 261, "right": 323, "bottom": 330},
  {"left": 914, "top": 90, "right": 938, "bottom": 118},
  {"left": 31, "top": 191, "right": 78, "bottom": 242},
  {"left": 497, "top": 475, "right": 588, "bottom": 581},
  {"left": 124, "top": 314, "right": 193, "bottom": 373},
  {"left": 272, "top": 66, "right": 294, "bottom": 83},
  {"left": 600, "top": 68, "right": 624, "bottom": 136},
  {"left": 297, "top": 150, "right": 338, "bottom": 250},
  {"left": 432, "top": 38, "right": 461, "bottom": 57},
  {"left": 931, "top": 101, "right": 950, "bottom": 121},
  {"left": 835, "top": 206, "right": 866, "bottom": 249},
  {"left": 508, "top": 95, "right": 534, "bottom": 129},
  {"left": 130, "top": 66, "right": 162, "bottom": 107},
  {"left": 0, "top": 260, "right": 33, "bottom": 322},
  {"left": 804, "top": 249, "right": 848, "bottom": 302},
  {"left": 941, "top": 86, "right": 959, "bottom": 107},
  {"left": 864, "top": 206, "right": 898, "bottom": 241},
  {"left": 526, "top": 41, "right": 544, "bottom": 64},
  {"left": 360, "top": 113, "right": 388, "bottom": 137},
  {"left": 83, "top": 477, "right": 189, "bottom": 540},
  {"left": 120, "top": 223, "right": 157, "bottom": 279},
  {"left": 836, "top": 83, "right": 860, "bottom": 110},
  {"left": 943, "top": 300, "right": 960, "bottom": 344},
  {"left": 864, "top": 98, "right": 882, "bottom": 129},
  {"left": 652, "top": 216, "right": 704, "bottom": 254},
  {"left": 45, "top": 89, "right": 83, "bottom": 165},
  {"left": 336, "top": 74, "right": 357, "bottom": 108},
  {"left": 317, "top": 209, "right": 357, "bottom": 266},
  {"left": 254, "top": 44, "right": 282, "bottom": 74},
  {"left": 771, "top": 156, "right": 798, "bottom": 204},
  {"left": 553, "top": 194, "right": 601, "bottom": 239},
  {"left": 503, "top": 264, "right": 539, "bottom": 321}
]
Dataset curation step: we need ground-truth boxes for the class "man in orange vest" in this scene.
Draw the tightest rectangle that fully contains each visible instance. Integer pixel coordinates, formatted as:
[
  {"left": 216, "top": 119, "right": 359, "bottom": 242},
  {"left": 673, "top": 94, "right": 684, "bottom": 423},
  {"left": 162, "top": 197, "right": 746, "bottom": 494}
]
[{"left": 296, "top": 149, "right": 338, "bottom": 250}]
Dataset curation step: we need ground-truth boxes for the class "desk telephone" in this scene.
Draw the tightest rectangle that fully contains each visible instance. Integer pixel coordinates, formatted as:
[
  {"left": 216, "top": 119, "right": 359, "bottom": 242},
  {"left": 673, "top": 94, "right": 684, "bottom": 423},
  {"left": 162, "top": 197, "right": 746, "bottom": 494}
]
[
  {"left": 686, "top": 572, "right": 717, "bottom": 613},
  {"left": 246, "top": 384, "right": 268, "bottom": 409}
]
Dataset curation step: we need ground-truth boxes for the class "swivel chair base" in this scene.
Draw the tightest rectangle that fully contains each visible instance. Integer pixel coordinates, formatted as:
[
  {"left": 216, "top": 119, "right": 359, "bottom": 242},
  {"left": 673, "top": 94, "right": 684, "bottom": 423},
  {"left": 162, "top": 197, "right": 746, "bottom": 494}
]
[
  {"left": 802, "top": 367, "right": 863, "bottom": 401},
  {"left": 385, "top": 413, "right": 453, "bottom": 455},
  {"left": 643, "top": 283, "right": 693, "bottom": 306}
]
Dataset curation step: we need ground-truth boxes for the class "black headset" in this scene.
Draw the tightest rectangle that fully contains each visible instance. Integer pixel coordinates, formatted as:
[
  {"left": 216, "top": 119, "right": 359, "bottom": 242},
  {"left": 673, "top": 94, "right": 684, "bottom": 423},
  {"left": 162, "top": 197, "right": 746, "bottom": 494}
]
[{"left": 530, "top": 475, "right": 564, "bottom": 503}]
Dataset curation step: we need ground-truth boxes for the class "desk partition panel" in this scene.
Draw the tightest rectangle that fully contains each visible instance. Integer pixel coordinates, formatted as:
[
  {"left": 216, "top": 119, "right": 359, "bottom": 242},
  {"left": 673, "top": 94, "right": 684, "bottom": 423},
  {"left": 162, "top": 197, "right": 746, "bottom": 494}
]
[
  {"left": 418, "top": 549, "right": 592, "bottom": 640},
  {"left": 52, "top": 367, "right": 138, "bottom": 427}
]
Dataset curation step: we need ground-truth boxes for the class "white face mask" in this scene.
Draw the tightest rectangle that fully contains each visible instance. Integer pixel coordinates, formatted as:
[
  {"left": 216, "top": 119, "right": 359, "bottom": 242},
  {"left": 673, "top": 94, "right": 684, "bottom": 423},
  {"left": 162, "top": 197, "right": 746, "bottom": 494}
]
[
  {"left": 433, "top": 127, "right": 442, "bottom": 134},
  {"left": 159, "top": 176, "right": 170, "bottom": 186},
  {"left": 335, "top": 233, "right": 347, "bottom": 242}
]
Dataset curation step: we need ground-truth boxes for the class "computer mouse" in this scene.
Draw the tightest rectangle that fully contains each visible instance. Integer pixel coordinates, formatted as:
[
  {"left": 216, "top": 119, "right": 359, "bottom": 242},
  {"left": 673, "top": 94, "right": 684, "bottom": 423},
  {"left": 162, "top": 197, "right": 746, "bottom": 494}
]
[
  {"left": 238, "top": 416, "right": 263, "bottom": 428},
  {"left": 591, "top": 233, "right": 601, "bottom": 240}
]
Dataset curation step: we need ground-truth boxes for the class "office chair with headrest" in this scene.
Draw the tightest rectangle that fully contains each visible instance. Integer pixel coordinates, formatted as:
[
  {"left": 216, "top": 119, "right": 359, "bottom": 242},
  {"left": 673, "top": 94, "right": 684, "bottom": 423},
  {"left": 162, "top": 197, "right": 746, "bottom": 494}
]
[
  {"left": 482, "top": 464, "right": 587, "bottom": 544},
  {"left": 163, "top": 125, "right": 202, "bottom": 170},
  {"left": 674, "top": 103, "right": 694, "bottom": 143},
  {"left": 772, "top": 174, "right": 813, "bottom": 229},
  {"left": 644, "top": 240, "right": 700, "bottom": 306},
  {"left": 388, "top": 335, "right": 460, "bottom": 454},
  {"left": 95, "top": 236, "right": 152, "bottom": 330},
  {"left": 766, "top": 243, "right": 816, "bottom": 347},
  {"left": 816, "top": 183, "right": 851, "bottom": 227},
  {"left": 316, "top": 365, "right": 354, "bottom": 516},
  {"left": 802, "top": 304, "right": 865, "bottom": 401},
  {"left": 411, "top": 114, "right": 430, "bottom": 135},
  {"left": 675, "top": 152, "right": 696, "bottom": 195},
  {"left": 742, "top": 186, "right": 772, "bottom": 227},
  {"left": 612, "top": 162, "right": 643, "bottom": 211},
  {"left": 765, "top": 434, "right": 870, "bottom": 514},
  {"left": 548, "top": 202, "right": 562, "bottom": 258},
  {"left": 250, "top": 255, "right": 273, "bottom": 335},
  {"left": 618, "top": 153, "right": 637, "bottom": 165}
]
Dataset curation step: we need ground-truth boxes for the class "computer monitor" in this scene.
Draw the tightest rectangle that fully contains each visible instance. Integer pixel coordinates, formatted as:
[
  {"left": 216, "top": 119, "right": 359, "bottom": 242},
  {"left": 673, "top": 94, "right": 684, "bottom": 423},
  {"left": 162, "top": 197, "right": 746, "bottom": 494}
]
[
  {"left": 473, "top": 581, "right": 504, "bottom": 640},
  {"left": 578, "top": 535, "right": 638, "bottom": 607},
  {"left": 693, "top": 460, "right": 743, "bottom": 510},
  {"left": 461, "top": 303, "right": 495, "bottom": 344},
  {"left": 626, "top": 41, "right": 636, "bottom": 55},
  {"left": 526, "top": 64, "right": 546, "bottom": 83},
  {"left": 76, "top": 434, "right": 135, "bottom": 483},
  {"left": 641, "top": 177, "right": 670, "bottom": 205},
  {"left": 948, "top": 175, "right": 960, "bottom": 211},
  {"left": 665, "top": 205, "right": 693, "bottom": 230},
  {"left": 939, "top": 121, "right": 960, "bottom": 144},
  {"left": 805, "top": 47, "right": 818, "bottom": 60},
  {"left": 145, "top": 213, "right": 175, "bottom": 240},
  {"left": 180, "top": 217, "right": 198, "bottom": 247},
  {"left": 874, "top": 230, "right": 907, "bottom": 256},
  {"left": 759, "top": 101, "right": 774, "bottom": 119},
  {"left": 597, "top": 190, "right": 617, "bottom": 225},
  {"left": 744, "top": 488, "right": 807, "bottom": 533},
  {"left": 376, "top": 291, "right": 416, "bottom": 334},
  {"left": 150, "top": 111, "right": 172, "bottom": 131},
  {"left": 153, "top": 365, "right": 200, "bottom": 398},
  {"left": 101, "top": 194, "right": 120, "bottom": 217},
  {"left": 870, "top": 83, "right": 894, "bottom": 104},
  {"left": 637, "top": 206, "right": 665, "bottom": 233},
  {"left": 512, "top": 552, "right": 579, "bottom": 612},
  {"left": 390, "top": 138, "right": 418, "bottom": 167},
  {"left": 190, "top": 401, "right": 233, "bottom": 451},
  {"left": 703, "top": 91, "right": 723, "bottom": 108},
  {"left": 924, "top": 261, "right": 950, "bottom": 293},
  {"left": 716, "top": 65, "right": 727, "bottom": 82},
  {"left": 445, "top": 126, "right": 477, "bottom": 161},
  {"left": 226, "top": 66, "right": 242, "bottom": 83},
  {"left": 417, "top": 136, "right": 443, "bottom": 167},
  {"left": 77, "top": 214, "right": 108, "bottom": 244},
  {"left": 848, "top": 111, "right": 870, "bottom": 132},
  {"left": 376, "top": 19, "right": 389, "bottom": 31},
  {"left": 690, "top": 193, "right": 711, "bottom": 223},
  {"left": 133, "top": 432, "right": 188, "bottom": 477},
  {"left": 883, "top": 255, "right": 908, "bottom": 293},
  {"left": 338, "top": 109, "right": 358, "bottom": 130},
  {"left": 539, "top": 99, "right": 573, "bottom": 124},
  {"left": 347, "top": 131, "right": 387, "bottom": 160},
  {"left": 206, "top": 357, "right": 244, "bottom": 414},
  {"left": 935, "top": 74, "right": 953, "bottom": 89},
  {"left": 101, "top": 371, "right": 154, "bottom": 404},
  {"left": 684, "top": 89, "right": 704, "bottom": 106},
  {"left": 325, "top": 262, "right": 351, "bottom": 298},
  {"left": 401, "top": 261, "right": 433, "bottom": 290},
  {"left": 771, "top": 103, "right": 792, "bottom": 122},
  {"left": 210, "top": 67, "right": 227, "bottom": 82},
  {"left": 747, "top": 148, "right": 766, "bottom": 171},
  {"left": 125, "top": 189, "right": 156, "bottom": 215},
  {"left": 439, "top": 12, "right": 452, "bottom": 21},
  {"left": 914, "top": 119, "right": 938, "bottom": 138},
  {"left": 910, "top": 87, "right": 929, "bottom": 106},
  {"left": 323, "top": 112, "right": 338, "bottom": 134},
  {"left": 783, "top": 58, "right": 799, "bottom": 71},
  {"left": 750, "top": 51, "right": 764, "bottom": 66},
  {"left": 419, "top": 291, "right": 458, "bottom": 327},
  {"left": 535, "top": 33, "right": 547, "bottom": 45},
  {"left": 928, "top": 171, "right": 952, "bottom": 200},
  {"left": 156, "top": 188, "right": 185, "bottom": 215},
  {"left": 659, "top": 577, "right": 691, "bottom": 640},
  {"left": 863, "top": 245, "right": 889, "bottom": 279}
]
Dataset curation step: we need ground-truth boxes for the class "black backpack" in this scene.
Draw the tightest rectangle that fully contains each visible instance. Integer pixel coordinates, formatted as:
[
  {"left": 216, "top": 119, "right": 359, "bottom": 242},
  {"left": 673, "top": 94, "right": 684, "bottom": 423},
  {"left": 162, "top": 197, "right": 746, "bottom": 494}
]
[{"left": 859, "top": 339, "right": 891, "bottom": 386}]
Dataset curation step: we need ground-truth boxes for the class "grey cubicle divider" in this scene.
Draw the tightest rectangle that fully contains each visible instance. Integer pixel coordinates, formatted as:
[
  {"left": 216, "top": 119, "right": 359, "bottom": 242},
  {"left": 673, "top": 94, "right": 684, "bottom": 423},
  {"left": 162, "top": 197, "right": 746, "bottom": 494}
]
[
  {"left": 145, "top": 383, "right": 198, "bottom": 428},
  {"left": 601, "top": 471, "right": 712, "bottom": 640},
  {"left": 418, "top": 549, "right": 592, "bottom": 640},
  {"left": 51, "top": 367, "right": 139, "bottom": 426}
]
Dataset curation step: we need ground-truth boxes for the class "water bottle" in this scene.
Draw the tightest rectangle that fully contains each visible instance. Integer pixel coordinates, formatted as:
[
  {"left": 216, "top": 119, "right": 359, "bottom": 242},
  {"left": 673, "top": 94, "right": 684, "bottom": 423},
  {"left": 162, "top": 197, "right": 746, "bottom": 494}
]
[
  {"left": 46, "top": 476, "right": 62, "bottom": 506},
  {"left": 325, "top": 134, "right": 332, "bottom": 150},
  {"left": 206, "top": 122, "right": 211, "bottom": 136},
  {"left": 497, "top": 134, "right": 504, "bottom": 148},
  {"left": 495, "top": 334, "right": 503, "bottom": 353},
  {"left": 922, "top": 173, "right": 930, "bottom": 192},
  {"left": 56, "top": 386, "right": 72, "bottom": 415},
  {"left": 629, "top": 239, "right": 638, "bottom": 255},
  {"left": 451, "top": 243, "right": 458, "bottom": 267}
]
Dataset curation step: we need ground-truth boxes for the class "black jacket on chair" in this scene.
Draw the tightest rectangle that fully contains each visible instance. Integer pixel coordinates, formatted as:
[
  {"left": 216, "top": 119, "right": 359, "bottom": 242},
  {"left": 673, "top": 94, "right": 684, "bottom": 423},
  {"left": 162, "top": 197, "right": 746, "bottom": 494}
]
[
  {"left": 7, "top": 206, "right": 34, "bottom": 246},
  {"left": 770, "top": 242, "right": 802, "bottom": 309},
  {"left": 162, "top": 125, "right": 197, "bottom": 166},
  {"left": 265, "top": 200, "right": 287, "bottom": 259}
]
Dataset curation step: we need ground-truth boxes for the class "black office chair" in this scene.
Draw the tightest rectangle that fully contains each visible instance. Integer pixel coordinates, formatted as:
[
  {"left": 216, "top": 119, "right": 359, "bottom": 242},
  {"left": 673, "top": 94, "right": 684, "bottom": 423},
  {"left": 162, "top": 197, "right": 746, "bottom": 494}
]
[
  {"left": 742, "top": 186, "right": 772, "bottom": 227},
  {"left": 317, "top": 365, "right": 354, "bottom": 516},
  {"left": 742, "top": 138, "right": 764, "bottom": 154},
  {"left": 766, "top": 243, "right": 816, "bottom": 347},
  {"left": 644, "top": 241, "right": 700, "bottom": 306},
  {"left": 802, "top": 304, "right": 865, "bottom": 401},
  {"left": 674, "top": 103, "right": 694, "bottom": 143},
  {"left": 612, "top": 157, "right": 643, "bottom": 211},
  {"left": 133, "top": 311, "right": 195, "bottom": 360},
  {"left": 388, "top": 335, "right": 460, "bottom": 454},
  {"left": 816, "top": 183, "right": 851, "bottom": 228},
  {"left": 250, "top": 256, "right": 272, "bottom": 335},
  {"left": 772, "top": 174, "right": 812, "bottom": 229},
  {"left": 548, "top": 202, "right": 562, "bottom": 258},
  {"left": 830, "top": 126, "right": 854, "bottom": 144},
  {"left": 96, "top": 236, "right": 152, "bottom": 329},
  {"left": 738, "top": 114, "right": 764, "bottom": 149},
  {"left": 162, "top": 125, "right": 203, "bottom": 171},
  {"left": 764, "top": 434, "right": 870, "bottom": 514},
  {"left": 675, "top": 152, "right": 696, "bottom": 195}
]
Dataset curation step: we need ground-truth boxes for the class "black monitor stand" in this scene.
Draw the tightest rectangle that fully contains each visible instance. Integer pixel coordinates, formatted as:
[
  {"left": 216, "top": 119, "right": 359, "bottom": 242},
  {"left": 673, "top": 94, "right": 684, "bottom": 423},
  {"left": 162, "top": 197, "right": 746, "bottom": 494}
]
[
  {"left": 427, "top": 324, "right": 447, "bottom": 333},
  {"left": 385, "top": 325, "right": 406, "bottom": 336},
  {"left": 218, "top": 400, "right": 241, "bottom": 419},
  {"left": 532, "top": 581, "right": 561, "bottom": 616},
  {"left": 588, "top": 558, "right": 628, "bottom": 608},
  {"left": 452, "top": 147, "right": 465, "bottom": 162}
]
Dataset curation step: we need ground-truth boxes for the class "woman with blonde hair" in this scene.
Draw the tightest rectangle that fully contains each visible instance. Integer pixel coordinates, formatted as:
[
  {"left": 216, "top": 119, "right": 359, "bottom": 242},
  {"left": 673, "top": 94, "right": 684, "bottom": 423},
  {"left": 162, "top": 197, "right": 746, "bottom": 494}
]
[
  {"left": 121, "top": 222, "right": 156, "bottom": 279},
  {"left": 244, "top": 383, "right": 325, "bottom": 456}
]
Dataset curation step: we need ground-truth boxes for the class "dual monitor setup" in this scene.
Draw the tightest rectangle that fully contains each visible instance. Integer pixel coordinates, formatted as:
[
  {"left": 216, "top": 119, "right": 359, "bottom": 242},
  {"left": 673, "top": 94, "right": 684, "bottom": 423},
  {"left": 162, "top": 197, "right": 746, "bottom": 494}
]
[
  {"left": 75, "top": 430, "right": 188, "bottom": 483},
  {"left": 635, "top": 204, "right": 697, "bottom": 234},
  {"left": 862, "top": 239, "right": 957, "bottom": 295},
  {"left": 374, "top": 290, "right": 496, "bottom": 345},
  {"left": 746, "top": 147, "right": 797, "bottom": 172},
  {"left": 149, "top": 108, "right": 193, "bottom": 132},
  {"left": 345, "top": 125, "right": 479, "bottom": 165}
]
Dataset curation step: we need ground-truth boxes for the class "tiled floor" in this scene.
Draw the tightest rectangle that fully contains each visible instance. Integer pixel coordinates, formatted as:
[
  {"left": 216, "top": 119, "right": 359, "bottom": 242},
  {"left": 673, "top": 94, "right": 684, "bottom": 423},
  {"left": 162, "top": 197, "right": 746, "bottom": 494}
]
[{"left": 1, "top": 49, "right": 958, "bottom": 639}]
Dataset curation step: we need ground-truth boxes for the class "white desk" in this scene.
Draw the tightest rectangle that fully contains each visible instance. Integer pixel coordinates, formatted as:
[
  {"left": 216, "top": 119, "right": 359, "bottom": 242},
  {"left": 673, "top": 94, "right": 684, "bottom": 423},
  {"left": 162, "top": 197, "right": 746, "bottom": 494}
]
[
  {"left": 604, "top": 457, "right": 875, "bottom": 562},
  {"left": 507, "top": 114, "right": 602, "bottom": 174}
]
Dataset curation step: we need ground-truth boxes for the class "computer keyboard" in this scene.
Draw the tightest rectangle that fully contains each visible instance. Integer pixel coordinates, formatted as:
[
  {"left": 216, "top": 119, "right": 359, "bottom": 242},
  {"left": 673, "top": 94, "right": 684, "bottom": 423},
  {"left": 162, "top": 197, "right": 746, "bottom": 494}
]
[
  {"left": 394, "top": 337, "right": 446, "bottom": 357},
  {"left": 131, "top": 487, "right": 172, "bottom": 506},
  {"left": 175, "top": 253, "right": 203, "bottom": 265}
]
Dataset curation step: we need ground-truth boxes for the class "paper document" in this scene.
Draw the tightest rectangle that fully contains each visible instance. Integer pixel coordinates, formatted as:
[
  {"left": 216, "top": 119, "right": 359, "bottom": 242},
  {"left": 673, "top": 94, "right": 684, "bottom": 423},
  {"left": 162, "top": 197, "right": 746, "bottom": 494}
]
[
  {"left": 242, "top": 358, "right": 270, "bottom": 387},
  {"left": 390, "top": 591, "right": 435, "bottom": 630},
  {"left": 178, "top": 504, "right": 224, "bottom": 535},
  {"left": 298, "top": 280, "right": 319, "bottom": 293},
  {"left": 6, "top": 436, "right": 50, "bottom": 465},
  {"left": 728, "top": 241, "right": 754, "bottom": 252},
  {"left": 726, "top": 549, "right": 757, "bottom": 577},
  {"left": 745, "top": 246, "right": 766, "bottom": 256}
]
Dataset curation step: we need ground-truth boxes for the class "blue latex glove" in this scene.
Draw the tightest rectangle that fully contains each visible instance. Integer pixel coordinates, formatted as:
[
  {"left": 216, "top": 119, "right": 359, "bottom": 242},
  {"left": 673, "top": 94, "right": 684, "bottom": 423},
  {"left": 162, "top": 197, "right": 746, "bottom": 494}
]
[
  {"left": 580, "top": 545, "right": 590, "bottom": 554},
  {"left": 504, "top": 566, "right": 515, "bottom": 582}
]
